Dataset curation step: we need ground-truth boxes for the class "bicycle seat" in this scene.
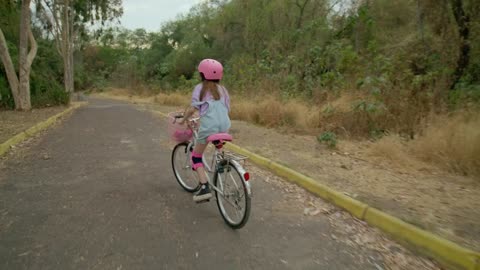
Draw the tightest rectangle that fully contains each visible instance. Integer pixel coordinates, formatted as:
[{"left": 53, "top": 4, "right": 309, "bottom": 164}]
[{"left": 207, "top": 133, "right": 233, "bottom": 148}]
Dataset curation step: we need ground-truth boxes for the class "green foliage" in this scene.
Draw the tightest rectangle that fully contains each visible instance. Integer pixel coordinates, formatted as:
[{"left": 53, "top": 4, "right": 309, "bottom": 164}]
[
  {"left": 77, "top": 0, "right": 480, "bottom": 117},
  {"left": 449, "top": 83, "right": 480, "bottom": 107},
  {"left": 0, "top": 0, "right": 20, "bottom": 43},
  {"left": 353, "top": 100, "right": 386, "bottom": 114},
  {"left": 0, "top": 75, "right": 15, "bottom": 109},
  {"left": 31, "top": 76, "right": 69, "bottom": 107},
  {"left": 0, "top": 1, "right": 68, "bottom": 109},
  {"left": 317, "top": 132, "right": 337, "bottom": 148},
  {"left": 0, "top": 0, "right": 20, "bottom": 109}
]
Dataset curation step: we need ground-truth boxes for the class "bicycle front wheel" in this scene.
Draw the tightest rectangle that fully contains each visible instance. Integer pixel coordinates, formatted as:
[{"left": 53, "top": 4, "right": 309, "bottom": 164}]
[
  {"left": 214, "top": 162, "right": 251, "bottom": 229},
  {"left": 171, "top": 142, "right": 199, "bottom": 192}
]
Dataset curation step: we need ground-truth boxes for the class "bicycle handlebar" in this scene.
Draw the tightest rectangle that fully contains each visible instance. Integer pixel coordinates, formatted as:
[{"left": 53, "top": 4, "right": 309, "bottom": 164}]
[{"left": 171, "top": 112, "right": 199, "bottom": 128}]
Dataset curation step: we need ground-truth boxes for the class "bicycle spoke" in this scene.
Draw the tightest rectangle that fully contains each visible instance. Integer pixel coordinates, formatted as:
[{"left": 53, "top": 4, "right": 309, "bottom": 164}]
[
  {"left": 223, "top": 187, "right": 243, "bottom": 212},
  {"left": 228, "top": 172, "right": 240, "bottom": 190},
  {"left": 220, "top": 193, "right": 238, "bottom": 209},
  {"left": 218, "top": 174, "right": 224, "bottom": 191},
  {"left": 234, "top": 206, "right": 242, "bottom": 219},
  {"left": 212, "top": 155, "right": 251, "bottom": 228},
  {"left": 172, "top": 143, "right": 199, "bottom": 192}
]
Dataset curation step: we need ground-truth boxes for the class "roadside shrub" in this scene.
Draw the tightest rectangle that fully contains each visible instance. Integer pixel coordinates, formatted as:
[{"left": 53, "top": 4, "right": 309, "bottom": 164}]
[
  {"left": 31, "top": 76, "right": 69, "bottom": 107},
  {"left": 318, "top": 131, "right": 337, "bottom": 148},
  {"left": 0, "top": 76, "right": 15, "bottom": 109}
]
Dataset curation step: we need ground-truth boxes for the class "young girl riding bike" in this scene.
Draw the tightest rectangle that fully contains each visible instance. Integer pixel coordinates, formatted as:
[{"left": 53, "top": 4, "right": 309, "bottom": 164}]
[{"left": 178, "top": 59, "right": 231, "bottom": 203}]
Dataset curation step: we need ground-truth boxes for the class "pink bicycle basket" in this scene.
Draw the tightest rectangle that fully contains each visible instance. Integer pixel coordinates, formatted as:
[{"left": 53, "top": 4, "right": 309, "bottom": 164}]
[{"left": 168, "top": 112, "right": 193, "bottom": 142}]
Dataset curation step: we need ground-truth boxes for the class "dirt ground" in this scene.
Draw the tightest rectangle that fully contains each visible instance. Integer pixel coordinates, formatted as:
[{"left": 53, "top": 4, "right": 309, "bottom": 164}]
[
  {"left": 94, "top": 92, "right": 480, "bottom": 252},
  {"left": 0, "top": 106, "right": 67, "bottom": 144}
]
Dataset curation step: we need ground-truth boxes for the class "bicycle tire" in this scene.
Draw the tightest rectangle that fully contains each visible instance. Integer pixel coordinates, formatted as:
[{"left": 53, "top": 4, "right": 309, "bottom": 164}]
[
  {"left": 171, "top": 142, "right": 199, "bottom": 193},
  {"left": 214, "top": 161, "right": 251, "bottom": 229}
]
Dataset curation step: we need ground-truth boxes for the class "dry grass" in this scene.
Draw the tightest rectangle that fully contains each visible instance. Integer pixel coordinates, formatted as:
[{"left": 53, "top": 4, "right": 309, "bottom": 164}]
[
  {"left": 105, "top": 88, "right": 132, "bottom": 97},
  {"left": 132, "top": 89, "right": 321, "bottom": 131},
  {"left": 369, "top": 113, "right": 480, "bottom": 178},
  {"left": 101, "top": 87, "right": 367, "bottom": 134},
  {"left": 412, "top": 113, "right": 480, "bottom": 177},
  {"left": 367, "top": 135, "right": 432, "bottom": 172},
  {"left": 153, "top": 92, "right": 190, "bottom": 107},
  {"left": 231, "top": 97, "right": 314, "bottom": 129},
  {"left": 100, "top": 87, "right": 480, "bottom": 178},
  {"left": 320, "top": 93, "right": 359, "bottom": 113},
  {"left": 103, "top": 88, "right": 421, "bottom": 136}
]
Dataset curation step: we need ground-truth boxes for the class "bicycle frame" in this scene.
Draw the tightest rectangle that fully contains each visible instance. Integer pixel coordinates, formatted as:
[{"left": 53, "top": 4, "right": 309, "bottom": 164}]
[{"left": 184, "top": 118, "right": 252, "bottom": 197}]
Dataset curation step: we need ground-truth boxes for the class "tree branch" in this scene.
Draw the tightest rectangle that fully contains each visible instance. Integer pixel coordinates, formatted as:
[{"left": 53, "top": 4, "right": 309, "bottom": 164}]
[
  {"left": 26, "top": 25, "right": 38, "bottom": 69},
  {"left": 0, "top": 27, "right": 19, "bottom": 96},
  {"left": 43, "top": 1, "right": 61, "bottom": 34},
  {"left": 326, "top": 0, "right": 342, "bottom": 14},
  {"left": 449, "top": 0, "right": 471, "bottom": 90},
  {"left": 295, "top": 0, "right": 310, "bottom": 28},
  {"left": 41, "top": 0, "right": 63, "bottom": 52}
]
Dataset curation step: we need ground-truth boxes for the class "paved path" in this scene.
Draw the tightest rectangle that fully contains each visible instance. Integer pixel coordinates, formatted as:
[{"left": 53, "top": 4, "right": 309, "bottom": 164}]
[{"left": 0, "top": 98, "right": 394, "bottom": 269}]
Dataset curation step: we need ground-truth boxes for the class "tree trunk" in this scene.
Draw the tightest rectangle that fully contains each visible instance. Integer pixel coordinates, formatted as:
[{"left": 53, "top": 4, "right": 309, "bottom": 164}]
[
  {"left": 416, "top": 0, "right": 425, "bottom": 46},
  {"left": 0, "top": 28, "right": 20, "bottom": 106},
  {"left": 295, "top": 0, "right": 310, "bottom": 29},
  {"left": 63, "top": 45, "right": 74, "bottom": 95},
  {"left": 0, "top": 0, "right": 36, "bottom": 111},
  {"left": 68, "top": 8, "right": 75, "bottom": 95},
  {"left": 450, "top": 0, "right": 470, "bottom": 90},
  {"left": 18, "top": 0, "right": 35, "bottom": 110},
  {"left": 61, "top": 0, "right": 74, "bottom": 97}
]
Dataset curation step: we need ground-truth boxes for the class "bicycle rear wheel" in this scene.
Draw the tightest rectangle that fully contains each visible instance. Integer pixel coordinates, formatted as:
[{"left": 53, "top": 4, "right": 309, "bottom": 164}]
[
  {"left": 171, "top": 142, "right": 199, "bottom": 192},
  {"left": 214, "top": 161, "right": 250, "bottom": 229}
]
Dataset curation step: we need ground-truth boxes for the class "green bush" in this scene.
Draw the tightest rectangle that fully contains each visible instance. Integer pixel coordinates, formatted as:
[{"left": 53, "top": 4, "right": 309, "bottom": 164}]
[
  {"left": 317, "top": 131, "right": 337, "bottom": 148},
  {"left": 31, "top": 75, "right": 69, "bottom": 107},
  {"left": 0, "top": 75, "right": 68, "bottom": 109},
  {"left": 449, "top": 83, "right": 480, "bottom": 108},
  {"left": 0, "top": 76, "right": 15, "bottom": 109}
]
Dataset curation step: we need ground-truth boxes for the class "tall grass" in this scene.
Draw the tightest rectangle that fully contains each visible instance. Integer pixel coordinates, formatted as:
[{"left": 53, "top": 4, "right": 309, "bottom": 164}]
[
  {"left": 105, "top": 88, "right": 480, "bottom": 178},
  {"left": 412, "top": 114, "right": 480, "bottom": 177},
  {"left": 370, "top": 114, "right": 480, "bottom": 178},
  {"left": 153, "top": 92, "right": 189, "bottom": 107},
  {"left": 230, "top": 97, "right": 312, "bottom": 129}
]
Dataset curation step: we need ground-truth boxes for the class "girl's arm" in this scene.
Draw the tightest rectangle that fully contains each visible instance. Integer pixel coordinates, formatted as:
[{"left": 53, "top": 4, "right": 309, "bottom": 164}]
[
  {"left": 180, "top": 85, "right": 202, "bottom": 124},
  {"left": 179, "top": 106, "right": 197, "bottom": 125}
]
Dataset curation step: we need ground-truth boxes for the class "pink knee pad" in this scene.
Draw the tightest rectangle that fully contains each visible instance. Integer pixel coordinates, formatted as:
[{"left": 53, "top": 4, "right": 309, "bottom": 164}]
[{"left": 191, "top": 151, "right": 204, "bottom": 171}]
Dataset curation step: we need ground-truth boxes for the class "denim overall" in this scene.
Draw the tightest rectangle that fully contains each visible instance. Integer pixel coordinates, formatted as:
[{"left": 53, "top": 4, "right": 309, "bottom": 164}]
[{"left": 192, "top": 98, "right": 231, "bottom": 144}]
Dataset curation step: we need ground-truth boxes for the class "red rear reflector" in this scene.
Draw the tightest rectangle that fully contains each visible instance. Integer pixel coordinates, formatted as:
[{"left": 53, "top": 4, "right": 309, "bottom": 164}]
[{"left": 244, "top": 172, "right": 250, "bottom": 181}]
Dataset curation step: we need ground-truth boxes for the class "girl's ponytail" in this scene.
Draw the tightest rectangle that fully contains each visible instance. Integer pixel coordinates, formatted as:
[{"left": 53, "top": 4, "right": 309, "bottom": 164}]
[{"left": 200, "top": 81, "right": 220, "bottom": 101}]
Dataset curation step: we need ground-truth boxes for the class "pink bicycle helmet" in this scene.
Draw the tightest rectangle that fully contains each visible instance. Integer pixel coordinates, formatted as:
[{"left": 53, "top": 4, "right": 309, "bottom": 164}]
[{"left": 198, "top": 59, "right": 223, "bottom": 81}]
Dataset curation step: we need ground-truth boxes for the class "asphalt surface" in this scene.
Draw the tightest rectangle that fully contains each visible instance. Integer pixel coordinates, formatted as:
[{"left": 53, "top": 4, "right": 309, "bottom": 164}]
[{"left": 0, "top": 98, "right": 388, "bottom": 269}]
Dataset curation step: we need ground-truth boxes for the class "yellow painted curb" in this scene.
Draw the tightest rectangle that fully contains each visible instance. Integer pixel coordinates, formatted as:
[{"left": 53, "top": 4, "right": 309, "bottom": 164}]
[
  {"left": 0, "top": 102, "right": 86, "bottom": 157},
  {"left": 153, "top": 111, "right": 168, "bottom": 118},
  {"left": 0, "top": 132, "right": 28, "bottom": 156},
  {"left": 225, "top": 143, "right": 370, "bottom": 219},
  {"left": 364, "top": 208, "right": 479, "bottom": 270},
  {"left": 153, "top": 107, "right": 480, "bottom": 270}
]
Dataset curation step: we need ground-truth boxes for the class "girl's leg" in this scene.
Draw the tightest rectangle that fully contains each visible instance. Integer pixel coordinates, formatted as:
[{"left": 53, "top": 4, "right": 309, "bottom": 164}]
[
  {"left": 193, "top": 143, "right": 208, "bottom": 184},
  {"left": 192, "top": 142, "right": 212, "bottom": 202}
]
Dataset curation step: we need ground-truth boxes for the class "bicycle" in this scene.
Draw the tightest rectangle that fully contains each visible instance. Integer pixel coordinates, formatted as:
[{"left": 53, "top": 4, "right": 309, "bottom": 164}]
[{"left": 170, "top": 113, "right": 252, "bottom": 229}]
